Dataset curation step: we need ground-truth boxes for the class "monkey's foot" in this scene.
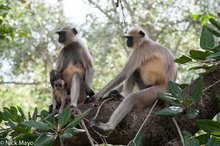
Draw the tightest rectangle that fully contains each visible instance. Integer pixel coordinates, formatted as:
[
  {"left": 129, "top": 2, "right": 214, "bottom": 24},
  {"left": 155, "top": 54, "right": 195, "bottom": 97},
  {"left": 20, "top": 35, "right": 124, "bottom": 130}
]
[
  {"left": 90, "top": 119, "right": 113, "bottom": 131},
  {"left": 84, "top": 96, "right": 96, "bottom": 104}
]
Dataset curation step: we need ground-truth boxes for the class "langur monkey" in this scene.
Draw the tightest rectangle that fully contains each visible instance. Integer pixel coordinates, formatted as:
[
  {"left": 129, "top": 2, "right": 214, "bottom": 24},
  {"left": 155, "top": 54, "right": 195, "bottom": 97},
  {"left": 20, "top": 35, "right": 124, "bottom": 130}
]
[
  {"left": 49, "top": 70, "right": 70, "bottom": 114},
  {"left": 85, "top": 27, "right": 177, "bottom": 131},
  {"left": 56, "top": 26, "right": 94, "bottom": 107}
]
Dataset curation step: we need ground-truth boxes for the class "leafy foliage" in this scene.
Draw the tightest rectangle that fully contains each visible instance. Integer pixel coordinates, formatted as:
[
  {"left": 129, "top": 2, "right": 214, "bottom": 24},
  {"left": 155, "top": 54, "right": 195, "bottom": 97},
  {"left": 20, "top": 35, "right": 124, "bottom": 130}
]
[
  {"left": 0, "top": 106, "right": 90, "bottom": 146},
  {"left": 155, "top": 78, "right": 203, "bottom": 118},
  {"left": 175, "top": 15, "right": 220, "bottom": 75}
]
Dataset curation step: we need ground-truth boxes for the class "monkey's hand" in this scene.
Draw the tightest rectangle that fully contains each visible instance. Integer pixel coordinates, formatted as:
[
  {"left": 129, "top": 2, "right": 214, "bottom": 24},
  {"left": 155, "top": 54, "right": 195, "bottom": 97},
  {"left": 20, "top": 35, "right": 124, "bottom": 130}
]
[
  {"left": 84, "top": 95, "right": 97, "bottom": 104},
  {"left": 102, "top": 90, "right": 124, "bottom": 101},
  {"left": 87, "top": 89, "right": 95, "bottom": 97}
]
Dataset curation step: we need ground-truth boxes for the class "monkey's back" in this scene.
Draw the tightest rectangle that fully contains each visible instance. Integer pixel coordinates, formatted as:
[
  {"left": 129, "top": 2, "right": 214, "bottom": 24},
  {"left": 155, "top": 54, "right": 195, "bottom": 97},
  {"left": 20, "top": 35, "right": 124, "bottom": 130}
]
[{"left": 139, "top": 41, "right": 177, "bottom": 87}]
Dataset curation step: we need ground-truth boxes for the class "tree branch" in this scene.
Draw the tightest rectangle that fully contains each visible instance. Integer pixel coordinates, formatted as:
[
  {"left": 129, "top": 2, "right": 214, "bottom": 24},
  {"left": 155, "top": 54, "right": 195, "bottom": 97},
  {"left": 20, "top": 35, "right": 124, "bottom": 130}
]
[{"left": 60, "top": 65, "right": 220, "bottom": 146}]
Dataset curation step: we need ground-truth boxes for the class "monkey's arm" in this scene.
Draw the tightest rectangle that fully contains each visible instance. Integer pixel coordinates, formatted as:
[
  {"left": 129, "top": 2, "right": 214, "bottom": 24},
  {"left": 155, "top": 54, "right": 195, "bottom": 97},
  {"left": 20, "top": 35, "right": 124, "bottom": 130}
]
[
  {"left": 85, "top": 52, "right": 141, "bottom": 103},
  {"left": 85, "top": 64, "right": 94, "bottom": 87},
  {"left": 56, "top": 52, "right": 64, "bottom": 72}
]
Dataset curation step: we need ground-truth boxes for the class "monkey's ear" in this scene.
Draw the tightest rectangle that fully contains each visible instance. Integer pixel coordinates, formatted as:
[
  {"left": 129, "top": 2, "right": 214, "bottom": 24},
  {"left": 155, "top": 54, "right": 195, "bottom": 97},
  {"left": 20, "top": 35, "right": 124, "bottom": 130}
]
[
  {"left": 72, "top": 28, "right": 78, "bottom": 35},
  {"left": 139, "top": 31, "right": 145, "bottom": 37}
]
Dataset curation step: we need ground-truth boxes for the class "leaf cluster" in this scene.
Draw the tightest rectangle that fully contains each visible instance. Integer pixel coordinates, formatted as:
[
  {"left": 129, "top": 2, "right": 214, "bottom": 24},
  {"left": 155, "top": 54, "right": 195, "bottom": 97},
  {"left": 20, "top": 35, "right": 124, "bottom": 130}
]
[{"left": 0, "top": 106, "right": 90, "bottom": 146}]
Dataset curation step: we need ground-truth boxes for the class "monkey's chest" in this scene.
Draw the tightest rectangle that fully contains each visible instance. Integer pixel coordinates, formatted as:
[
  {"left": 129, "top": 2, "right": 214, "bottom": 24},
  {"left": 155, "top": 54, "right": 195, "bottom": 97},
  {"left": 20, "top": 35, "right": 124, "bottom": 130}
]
[
  {"left": 61, "top": 63, "right": 85, "bottom": 91},
  {"left": 54, "top": 91, "right": 62, "bottom": 105},
  {"left": 140, "top": 57, "right": 165, "bottom": 85}
]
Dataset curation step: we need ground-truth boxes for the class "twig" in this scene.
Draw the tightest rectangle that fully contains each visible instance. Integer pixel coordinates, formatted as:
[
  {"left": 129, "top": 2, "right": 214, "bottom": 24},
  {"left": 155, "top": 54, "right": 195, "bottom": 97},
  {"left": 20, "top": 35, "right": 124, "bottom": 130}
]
[
  {"left": 72, "top": 108, "right": 95, "bottom": 146},
  {"left": 93, "top": 98, "right": 112, "bottom": 119},
  {"left": 81, "top": 119, "right": 95, "bottom": 146},
  {"left": 43, "top": 110, "right": 58, "bottom": 121},
  {"left": 127, "top": 99, "right": 158, "bottom": 145},
  {"left": 172, "top": 117, "right": 184, "bottom": 146},
  {"left": 203, "top": 79, "right": 220, "bottom": 92},
  {"left": 92, "top": 127, "right": 108, "bottom": 138},
  {"left": 59, "top": 136, "right": 64, "bottom": 146}
]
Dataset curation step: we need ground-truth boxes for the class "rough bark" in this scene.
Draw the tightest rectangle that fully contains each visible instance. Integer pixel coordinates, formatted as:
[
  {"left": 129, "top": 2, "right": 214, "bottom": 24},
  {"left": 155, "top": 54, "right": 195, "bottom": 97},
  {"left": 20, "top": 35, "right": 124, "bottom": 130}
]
[{"left": 59, "top": 65, "right": 220, "bottom": 146}]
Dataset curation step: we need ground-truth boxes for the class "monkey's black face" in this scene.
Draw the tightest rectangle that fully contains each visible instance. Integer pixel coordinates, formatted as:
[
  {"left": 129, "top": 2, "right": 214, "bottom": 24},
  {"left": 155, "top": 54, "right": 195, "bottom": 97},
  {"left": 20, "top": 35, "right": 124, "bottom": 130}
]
[
  {"left": 57, "top": 31, "right": 66, "bottom": 43},
  {"left": 54, "top": 80, "right": 64, "bottom": 91},
  {"left": 126, "top": 36, "right": 133, "bottom": 47}
]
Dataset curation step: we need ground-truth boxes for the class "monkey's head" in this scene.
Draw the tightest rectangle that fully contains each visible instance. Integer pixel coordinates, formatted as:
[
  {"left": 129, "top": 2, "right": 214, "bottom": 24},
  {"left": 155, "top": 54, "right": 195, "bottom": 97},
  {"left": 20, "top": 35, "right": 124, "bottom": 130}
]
[
  {"left": 123, "top": 27, "right": 146, "bottom": 49},
  {"left": 50, "top": 69, "right": 61, "bottom": 88},
  {"left": 53, "top": 79, "right": 65, "bottom": 91},
  {"left": 56, "top": 26, "right": 78, "bottom": 46}
]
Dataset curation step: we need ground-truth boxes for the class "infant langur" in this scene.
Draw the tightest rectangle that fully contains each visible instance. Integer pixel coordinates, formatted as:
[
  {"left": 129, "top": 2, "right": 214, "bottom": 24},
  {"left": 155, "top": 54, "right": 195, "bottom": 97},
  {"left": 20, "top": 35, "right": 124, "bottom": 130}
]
[{"left": 50, "top": 70, "right": 70, "bottom": 114}]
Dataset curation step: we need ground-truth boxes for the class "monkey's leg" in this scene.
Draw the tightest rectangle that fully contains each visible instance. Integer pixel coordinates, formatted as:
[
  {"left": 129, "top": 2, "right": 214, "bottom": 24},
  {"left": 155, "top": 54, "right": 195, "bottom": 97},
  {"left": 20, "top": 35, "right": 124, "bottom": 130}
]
[
  {"left": 70, "top": 72, "right": 86, "bottom": 107},
  {"left": 90, "top": 85, "right": 167, "bottom": 131},
  {"left": 123, "top": 74, "right": 135, "bottom": 96}
]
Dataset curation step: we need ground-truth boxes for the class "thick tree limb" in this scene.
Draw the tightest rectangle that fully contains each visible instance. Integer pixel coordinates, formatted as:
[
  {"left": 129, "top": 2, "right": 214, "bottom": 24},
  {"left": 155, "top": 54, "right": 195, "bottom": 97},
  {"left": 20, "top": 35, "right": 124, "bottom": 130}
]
[{"left": 59, "top": 65, "right": 220, "bottom": 146}]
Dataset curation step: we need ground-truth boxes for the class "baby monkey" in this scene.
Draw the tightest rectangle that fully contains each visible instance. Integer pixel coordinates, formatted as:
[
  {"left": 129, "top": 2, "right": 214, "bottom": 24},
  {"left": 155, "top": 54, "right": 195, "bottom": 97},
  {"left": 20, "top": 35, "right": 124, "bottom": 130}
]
[{"left": 49, "top": 69, "right": 70, "bottom": 114}]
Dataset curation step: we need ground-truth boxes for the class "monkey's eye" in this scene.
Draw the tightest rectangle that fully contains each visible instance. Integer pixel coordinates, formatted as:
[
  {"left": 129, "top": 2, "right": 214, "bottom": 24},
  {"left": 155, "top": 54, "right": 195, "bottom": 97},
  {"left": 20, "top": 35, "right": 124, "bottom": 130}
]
[
  {"left": 55, "top": 84, "right": 62, "bottom": 87},
  {"left": 57, "top": 31, "right": 65, "bottom": 35}
]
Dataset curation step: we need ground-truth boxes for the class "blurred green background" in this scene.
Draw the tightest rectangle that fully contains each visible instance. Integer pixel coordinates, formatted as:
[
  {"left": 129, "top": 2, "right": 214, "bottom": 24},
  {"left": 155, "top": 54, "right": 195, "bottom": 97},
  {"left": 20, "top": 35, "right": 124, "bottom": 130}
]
[{"left": 0, "top": 0, "right": 219, "bottom": 113}]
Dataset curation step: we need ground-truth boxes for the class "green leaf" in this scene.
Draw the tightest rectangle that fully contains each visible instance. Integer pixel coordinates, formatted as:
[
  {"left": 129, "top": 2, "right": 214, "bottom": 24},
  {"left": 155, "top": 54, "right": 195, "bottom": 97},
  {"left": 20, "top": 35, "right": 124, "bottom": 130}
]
[
  {"left": 200, "top": 25, "right": 215, "bottom": 50},
  {"left": 14, "top": 133, "right": 38, "bottom": 144},
  {"left": 168, "top": 81, "right": 184, "bottom": 101},
  {"left": 207, "top": 51, "right": 220, "bottom": 59},
  {"left": 17, "top": 106, "right": 26, "bottom": 120},
  {"left": 204, "top": 24, "right": 220, "bottom": 37},
  {"left": 192, "top": 77, "right": 203, "bottom": 102},
  {"left": 60, "top": 133, "right": 73, "bottom": 141},
  {"left": 199, "top": 65, "right": 218, "bottom": 75},
  {"left": 35, "top": 133, "right": 55, "bottom": 146},
  {"left": 32, "top": 107, "right": 38, "bottom": 121},
  {"left": 189, "top": 50, "right": 211, "bottom": 60},
  {"left": 155, "top": 106, "right": 183, "bottom": 117},
  {"left": 58, "top": 106, "right": 70, "bottom": 127},
  {"left": 183, "top": 130, "right": 200, "bottom": 146},
  {"left": 178, "top": 84, "right": 188, "bottom": 90},
  {"left": 209, "top": 18, "right": 220, "bottom": 30},
  {"left": 10, "top": 106, "right": 18, "bottom": 122},
  {"left": 129, "top": 132, "right": 144, "bottom": 146},
  {"left": 206, "top": 137, "right": 220, "bottom": 146},
  {"left": 3, "top": 108, "right": 10, "bottom": 121},
  {"left": 0, "top": 5, "right": 10, "bottom": 10},
  {"left": 8, "top": 119, "right": 16, "bottom": 128},
  {"left": 217, "top": 94, "right": 220, "bottom": 110},
  {"left": 211, "top": 44, "right": 220, "bottom": 52},
  {"left": 189, "top": 65, "right": 214, "bottom": 71},
  {"left": 195, "top": 134, "right": 209, "bottom": 145},
  {"left": 158, "top": 93, "right": 181, "bottom": 106},
  {"left": 196, "top": 120, "right": 220, "bottom": 136},
  {"left": 12, "top": 126, "right": 30, "bottom": 133},
  {"left": 191, "top": 14, "right": 200, "bottom": 19},
  {"left": 21, "top": 121, "right": 49, "bottom": 131},
  {"left": 216, "top": 112, "right": 220, "bottom": 123},
  {"left": 67, "top": 109, "right": 91, "bottom": 128},
  {"left": 45, "top": 120, "right": 57, "bottom": 130},
  {"left": 0, "top": 129, "right": 11, "bottom": 138},
  {"left": 40, "top": 110, "right": 53, "bottom": 123},
  {"left": 0, "top": 112, "right": 2, "bottom": 123},
  {"left": 186, "top": 108, "right": 199, "bottom": 119},
  {"left": 64, "top": 128, "right": 85, "bottom": 136},
  {"left": 174, "top": 55, "right": 192, "bottom": 64}
]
